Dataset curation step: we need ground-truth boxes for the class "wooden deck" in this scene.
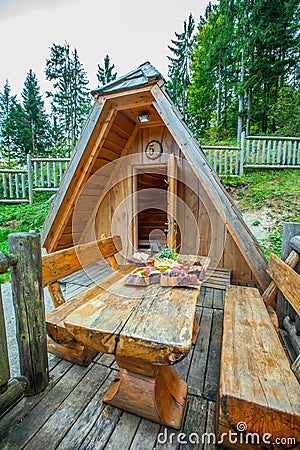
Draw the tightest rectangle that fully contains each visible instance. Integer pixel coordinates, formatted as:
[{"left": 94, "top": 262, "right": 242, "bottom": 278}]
[{"left": 0, "top": 265, "right": 225, "bottom": 450}]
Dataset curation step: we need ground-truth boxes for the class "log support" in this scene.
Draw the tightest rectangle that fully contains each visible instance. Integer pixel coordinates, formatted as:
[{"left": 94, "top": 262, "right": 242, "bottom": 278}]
[
  {"left": 0, "top": 377, "right": 27, "bottom": 417},
  {"left": 8, "top": 232, "right": 49, "bottom": 396},
  {"left": 103, "top": 355, "right": 187, "bottom": 429}
]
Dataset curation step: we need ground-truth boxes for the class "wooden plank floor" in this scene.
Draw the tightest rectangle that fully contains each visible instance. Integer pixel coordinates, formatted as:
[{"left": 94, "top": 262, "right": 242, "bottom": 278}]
[{"left": 0, "top": 280, "right": 224, "bottom": 449}]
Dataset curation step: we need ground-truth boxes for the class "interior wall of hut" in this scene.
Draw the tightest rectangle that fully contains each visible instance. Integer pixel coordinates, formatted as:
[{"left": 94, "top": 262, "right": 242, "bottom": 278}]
[{"left": 54, "top": 115, "right": 258, "bottom": 285}]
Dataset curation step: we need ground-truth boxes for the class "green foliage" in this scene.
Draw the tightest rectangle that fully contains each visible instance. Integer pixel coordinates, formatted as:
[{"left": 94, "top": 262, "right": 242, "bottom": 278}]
[
  {"left": 21, "top": 70, "right": 50, "bottom": 158},
  {"left": 46, "top": 42, "right": 91, "bottom": 156},
  {"left": 0, "top": 192, "right": 53, "bottom": 282},
  {"left": 188, "top": 0, "right": 300, "bottom": 138},
  {"left": 157, "top": 246, "right": 178, "bottom": 260},
  {"left": 167, "top": 13, "right": 195, "bottom": 120},
  {"left": 0, "top": 80, "right": 16, "bottom": 162},
  {"left": 222, "top": 169, "right": 300, "bottom": 258},
  {"left": 97, "top": 55, "right": 117, "bottom": 86},
  {"left": 0, "top": 72, "right": 50, "bottom": 163}
]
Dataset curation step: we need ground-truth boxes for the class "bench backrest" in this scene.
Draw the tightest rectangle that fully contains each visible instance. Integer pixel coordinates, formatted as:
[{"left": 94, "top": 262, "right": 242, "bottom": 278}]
[
  {"left": 42, "top": 235, "right": 122, "bottom": 286},
  {"left": 42, "top": 235, "right": 122, "bottom": 307},
  {"left": 267, "top": 252, "right": 300, "bottom": 317}
]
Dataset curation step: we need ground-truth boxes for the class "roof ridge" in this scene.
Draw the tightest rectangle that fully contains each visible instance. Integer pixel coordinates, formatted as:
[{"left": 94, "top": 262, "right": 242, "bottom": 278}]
[{"left": 91, "top": 61, "right": 164, "bottom": 96}]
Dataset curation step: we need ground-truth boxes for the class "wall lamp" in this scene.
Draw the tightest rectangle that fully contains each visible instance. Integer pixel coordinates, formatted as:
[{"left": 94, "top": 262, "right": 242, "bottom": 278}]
[{"left": 137, "top": 111, "right": 150, "bottom": 124}]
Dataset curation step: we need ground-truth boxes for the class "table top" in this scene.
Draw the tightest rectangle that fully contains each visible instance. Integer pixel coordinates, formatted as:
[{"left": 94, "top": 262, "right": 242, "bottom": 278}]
[{"left": 64, "top": 257, "right": 209, "bottom": 365}]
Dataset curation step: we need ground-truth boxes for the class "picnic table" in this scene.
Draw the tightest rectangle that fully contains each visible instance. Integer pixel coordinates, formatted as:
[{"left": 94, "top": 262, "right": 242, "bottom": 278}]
[{"left": 63, "top": 256, "right": 210, "bottom": 429}]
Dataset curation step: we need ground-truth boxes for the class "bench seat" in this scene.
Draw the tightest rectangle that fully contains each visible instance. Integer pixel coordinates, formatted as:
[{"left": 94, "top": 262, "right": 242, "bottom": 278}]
[
  {"left": 46, "top": 264, "right": 135, "bottom": 364},
  {"left": 217, "top": 285, "right": 300, "bottom": 449}
]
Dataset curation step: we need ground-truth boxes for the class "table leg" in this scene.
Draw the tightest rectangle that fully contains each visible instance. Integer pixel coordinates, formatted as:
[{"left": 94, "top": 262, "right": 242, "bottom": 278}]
[
  {"left": 102, "top": 355, "right": 187, "bottom": 429},
  {"left": 192, "top": 321, "right": 200, "bottom": 344}
]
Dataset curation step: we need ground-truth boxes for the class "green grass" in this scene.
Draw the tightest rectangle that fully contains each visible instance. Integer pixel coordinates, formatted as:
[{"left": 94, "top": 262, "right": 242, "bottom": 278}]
[
  {"left": 0, "top": 192, "right": 53, "bottom": 282},
  {"left": 222, "top": 169, "right": 300, "bottom": 258}
]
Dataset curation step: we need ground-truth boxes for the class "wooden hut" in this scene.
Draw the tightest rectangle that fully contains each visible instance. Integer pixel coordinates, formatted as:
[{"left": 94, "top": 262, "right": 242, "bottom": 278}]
[
  {"left": 1, "top": 62, "right": 299, "bottom": 449},
  {"left": 41, "top": 62, "right": 269, "bottom": 290}
]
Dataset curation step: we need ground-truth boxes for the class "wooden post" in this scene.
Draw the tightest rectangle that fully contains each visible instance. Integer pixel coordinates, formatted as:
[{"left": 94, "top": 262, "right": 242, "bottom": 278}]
[
  {"left": 277, "top": 222, "right": 300, "bottom": 327},
  {"left": 8, "top": 232, "right": 49, "bottom": 396},
  {"left": 0, "top": 286, "right": 10, "bottom": 394},
  {"left": 0, "top": 251, "right": 17, "bottom": 394},
  {"left": 27, "top": 154, "right": 34, "bottom": 204},
  {"left": 0, "top": 377, "right": 27, "bottom": 416},
  {"left": 239, "top": 131, "right": 245, "bottom": 176}
]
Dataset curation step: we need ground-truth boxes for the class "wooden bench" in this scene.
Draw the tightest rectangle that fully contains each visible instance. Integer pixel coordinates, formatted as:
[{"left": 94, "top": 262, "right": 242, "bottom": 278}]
[
  {"left": 217, "top": 252, "right": 300, "bottom": 448},
  {"left": 43, "top": 235, "right": 135, "bottom": 366}
]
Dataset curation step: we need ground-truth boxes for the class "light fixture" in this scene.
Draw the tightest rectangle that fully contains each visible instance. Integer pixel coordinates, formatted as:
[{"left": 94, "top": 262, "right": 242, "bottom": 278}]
[{"left": 137, "top": 111, "right": 150, "bottom": 124}]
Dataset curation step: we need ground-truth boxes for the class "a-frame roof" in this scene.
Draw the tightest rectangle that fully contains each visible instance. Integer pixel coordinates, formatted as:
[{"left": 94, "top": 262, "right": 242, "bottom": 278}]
[
  {"left": 91, "top": 62, "right": 164, "bottom": 96},
  {"left": 41, "top": 62, "right": 269, "bottom": 290}
]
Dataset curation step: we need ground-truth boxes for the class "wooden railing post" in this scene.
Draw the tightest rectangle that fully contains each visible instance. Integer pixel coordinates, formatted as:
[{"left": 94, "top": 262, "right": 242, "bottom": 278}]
[
  {"left": 8, "top": 232, "right": 49, "bottom": 396},
  {"left": 26, "top": 154, "right": 33, "bottom": 204},
  {"left": 239, "top": 131, "right": 245, "bottom": 176}
]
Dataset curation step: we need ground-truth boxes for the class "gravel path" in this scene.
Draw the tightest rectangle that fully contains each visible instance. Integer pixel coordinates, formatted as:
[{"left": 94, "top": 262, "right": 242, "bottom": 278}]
[{"left": 1, "top": 282, "right": 53, "bottom": 377}]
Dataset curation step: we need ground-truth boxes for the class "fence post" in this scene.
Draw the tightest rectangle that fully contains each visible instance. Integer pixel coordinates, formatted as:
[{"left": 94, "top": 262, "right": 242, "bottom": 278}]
[
  {"left": 239, "top": 131, "right": 245, "bottom": 176},
  {"left": 26, "top": 154, "right": 33, "bottom": 204},
  {"left": 8, "top": 232, "right": 49, "bottom": 396}
]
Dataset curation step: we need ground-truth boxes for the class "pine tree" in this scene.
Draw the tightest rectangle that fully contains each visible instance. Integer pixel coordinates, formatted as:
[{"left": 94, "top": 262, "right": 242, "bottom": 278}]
[
  {"left": 167, "top": 14, "right": 195, "bottom": 120},
  {"left": 188, "top": 0, "right": 300, "bottom": 138},
  {"left": 7, "top": 98, "right": 31, "bottom": 161},
  {"left": 22, "top": 69, "right": 50, "bottom": 155},
  {"left": 0, "top": 80, "right": 15, "bottom": 161},
  {"left": 97, "top": 55, "right": 117, "bottom": 86},
  {"left": 46, "top": 42, "right": 91, "bottom": 155}
]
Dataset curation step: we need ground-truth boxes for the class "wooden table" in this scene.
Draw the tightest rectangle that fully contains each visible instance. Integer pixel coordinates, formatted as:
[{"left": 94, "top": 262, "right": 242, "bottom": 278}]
[{"left": 63, "top": 259, "right": 208, "bottom": 429}]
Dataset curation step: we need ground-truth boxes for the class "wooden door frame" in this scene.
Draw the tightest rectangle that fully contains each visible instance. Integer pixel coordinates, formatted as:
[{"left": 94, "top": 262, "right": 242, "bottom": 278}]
[{"left": 130, "top": 163, "right": 168, "bottom": 251}]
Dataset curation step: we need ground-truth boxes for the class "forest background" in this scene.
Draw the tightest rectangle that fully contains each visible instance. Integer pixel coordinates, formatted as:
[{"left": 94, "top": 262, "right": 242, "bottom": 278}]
[{"left": 0, "top": 0, "right": 299, "bottom": 164}]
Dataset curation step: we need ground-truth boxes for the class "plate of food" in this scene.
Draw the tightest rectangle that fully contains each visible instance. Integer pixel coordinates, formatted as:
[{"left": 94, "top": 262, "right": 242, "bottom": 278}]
[{"left": 125, "top": 268, "right": 161, "bottom": 286}]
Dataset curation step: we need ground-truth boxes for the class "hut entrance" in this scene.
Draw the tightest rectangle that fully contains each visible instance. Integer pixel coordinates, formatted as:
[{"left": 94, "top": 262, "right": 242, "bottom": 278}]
[
  {"left": 135, "top": 167, "right": 168, "bottom": 253},
  {"left": 133, "top": 158, "right": 178, "bottom": 254}
]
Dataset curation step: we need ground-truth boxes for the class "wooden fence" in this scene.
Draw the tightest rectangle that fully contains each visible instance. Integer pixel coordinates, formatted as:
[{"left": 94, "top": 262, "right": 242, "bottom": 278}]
[
  {"left": 0, "top": 155, "right": 70, "bottom": 204},
  {"left": 0, "top": 169, "right": 28, "bottom": 203},
  {"left": 244, "top": 135, "right": 300, "bottom": 169},
  {"left": 0, "top": 135, "right": 300, "bottom": 202},
  {"left": 202, "top": 145, "right": 243, "bottom": 176},
  {"left": 202, "top": 133, "right": 300, "bottom": 176}
]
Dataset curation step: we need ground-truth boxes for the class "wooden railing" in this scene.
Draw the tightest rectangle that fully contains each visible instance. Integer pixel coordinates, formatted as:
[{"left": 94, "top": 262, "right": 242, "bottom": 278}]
[
  {"left": 0, "top": 135, "right": 299, "bottom": 202},
  {"left": 202, "top": 134, "right": 300, "bottom": 176},
  {"left": 0, "top": 233, "right": 49, "bottom": 415},
  {"left": 0, "top": 169, "right": 28, "bottom": 203},
  {"left": 30, "top": 156, "right": 70, "bottom": 193},
  {"left": 0, "top": 156, "right": 70, "bottom": 203},
  {"left": 202, "top": 145, "right": 243, "bottom": 176},
  {"left": 244, "top": 135, "right": 300, "bottom": 168}
]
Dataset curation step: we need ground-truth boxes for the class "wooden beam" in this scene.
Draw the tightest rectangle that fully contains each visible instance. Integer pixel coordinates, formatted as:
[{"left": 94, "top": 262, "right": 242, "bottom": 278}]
[
  {"left": 267, "top": 253, "right": 300, "bottom": 316},
  {"left": 8, "top": 232, "right": 49, "bottom": 396},
  {"left": 79, "top": 124, "right": 140, "bottom": 243},
  {"left": 262, "top": 249, "right": 300, "bottom": 306},
  {"left": 42, "top": 101, "right": 117, "bottom": 252},
  {"left": 42, "top": 235, "right": 122, "bottom": 286},
  {"left": 151, "top": 84, "right": 269, "bottom": 290}
]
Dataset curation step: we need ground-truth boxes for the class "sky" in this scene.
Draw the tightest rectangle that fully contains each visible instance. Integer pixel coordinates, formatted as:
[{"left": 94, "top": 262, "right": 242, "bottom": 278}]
[{"left": 0, "top": 0, "right": 209, "bottom": 103}]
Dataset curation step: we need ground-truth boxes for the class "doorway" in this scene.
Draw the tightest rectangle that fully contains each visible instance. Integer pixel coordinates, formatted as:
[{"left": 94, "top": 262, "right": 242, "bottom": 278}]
[{"left": 135, "top": 167, "right": 168, "bottom": 252}]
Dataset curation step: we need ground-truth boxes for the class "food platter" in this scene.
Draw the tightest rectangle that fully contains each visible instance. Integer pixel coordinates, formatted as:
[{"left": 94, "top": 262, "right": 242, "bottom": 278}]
[{"left": 125, "top": 251, "right": 208, "bottom": 287}]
